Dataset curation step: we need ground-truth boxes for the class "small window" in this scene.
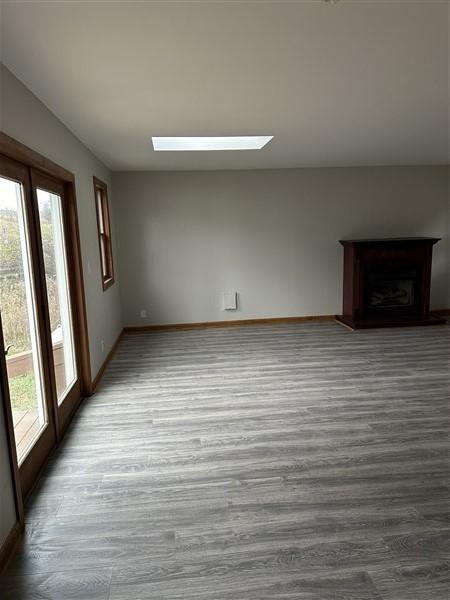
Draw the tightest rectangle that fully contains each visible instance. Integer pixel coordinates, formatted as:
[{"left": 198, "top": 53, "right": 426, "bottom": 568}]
[{"left": 93, "top": 177, "right": 114, "bottom": 290}]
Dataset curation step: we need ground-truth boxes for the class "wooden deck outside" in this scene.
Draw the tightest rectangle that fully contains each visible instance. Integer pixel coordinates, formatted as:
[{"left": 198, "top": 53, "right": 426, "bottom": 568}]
[
  {"left": 6, "top": 340, "right": 66, "bottom": 461},
  {"left": 12, "top": 407, "right": 40, "bottom": 460}
]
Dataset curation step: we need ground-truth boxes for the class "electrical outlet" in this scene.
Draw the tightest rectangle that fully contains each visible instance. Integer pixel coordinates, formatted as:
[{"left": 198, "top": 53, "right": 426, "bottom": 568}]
[
  {"left": 101, "top": 339, "right": 105, "bottom": 353},
  {"left": 140, "top": 309, "right": 147, "bottom": 319}
]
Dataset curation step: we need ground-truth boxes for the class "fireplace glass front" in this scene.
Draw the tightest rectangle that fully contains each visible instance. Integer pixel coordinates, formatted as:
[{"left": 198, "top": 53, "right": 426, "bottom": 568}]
[{"left": 366, "top": 270, "right": 417, "bottom": 310}]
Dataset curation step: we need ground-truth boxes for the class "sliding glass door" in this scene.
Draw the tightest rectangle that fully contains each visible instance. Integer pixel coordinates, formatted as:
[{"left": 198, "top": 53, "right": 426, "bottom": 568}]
[
  {"left": 0, "top": 157, "right": 57, "bottom": 490},
  {"left": 0, "top": 169, "right": 51, "bottom": 464},
  {"left": 0, "top": 155, "right": 83, "bottom": 497}
]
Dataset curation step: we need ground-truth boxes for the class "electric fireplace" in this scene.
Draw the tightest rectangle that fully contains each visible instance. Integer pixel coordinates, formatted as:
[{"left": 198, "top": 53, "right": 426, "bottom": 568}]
[{"left": 336, "top": 238, "right": 444, "bottom": 329}]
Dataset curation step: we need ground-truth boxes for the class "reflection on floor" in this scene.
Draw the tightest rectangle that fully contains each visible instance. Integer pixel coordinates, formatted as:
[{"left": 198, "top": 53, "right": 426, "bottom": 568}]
[{"left": 0, "top": 321, "right": 449, "bottom": 599}]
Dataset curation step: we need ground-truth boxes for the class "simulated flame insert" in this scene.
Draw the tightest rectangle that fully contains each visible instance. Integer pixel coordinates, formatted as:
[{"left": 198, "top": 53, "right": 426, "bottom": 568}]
[{"left": 367, "top": 271, "right": 416, "bottom": 308}]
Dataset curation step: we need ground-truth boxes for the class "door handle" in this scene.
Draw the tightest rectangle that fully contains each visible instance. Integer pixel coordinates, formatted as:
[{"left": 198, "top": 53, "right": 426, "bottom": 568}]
[{"left": 4, "top": 345, "right": 13, "bottom": 356}]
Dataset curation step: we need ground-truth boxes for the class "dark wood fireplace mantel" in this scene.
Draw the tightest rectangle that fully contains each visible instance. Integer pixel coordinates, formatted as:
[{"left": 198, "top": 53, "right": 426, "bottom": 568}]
[{"left": 336, "top": 237, "right": 445, "bottom": 329}]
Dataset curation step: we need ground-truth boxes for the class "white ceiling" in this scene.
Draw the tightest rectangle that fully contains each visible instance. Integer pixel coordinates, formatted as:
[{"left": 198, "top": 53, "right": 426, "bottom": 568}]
[{"left": 1, "top": 1, "right": 448, "bottom": 171}]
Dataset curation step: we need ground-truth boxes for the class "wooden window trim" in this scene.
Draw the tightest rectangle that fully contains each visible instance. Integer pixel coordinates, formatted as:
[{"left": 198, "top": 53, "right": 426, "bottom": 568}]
[{"left": 93, "top": 177, "right": 115, "bottom": 291}]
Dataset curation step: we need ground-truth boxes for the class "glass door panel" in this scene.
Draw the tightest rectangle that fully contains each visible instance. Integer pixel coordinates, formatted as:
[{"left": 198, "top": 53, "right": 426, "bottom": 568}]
[
  {"left": 36, "top": 188, "right": 77, "bottom": 404},
  {"left": 0, "top": 176, "right": 48, "bottom": 463}
]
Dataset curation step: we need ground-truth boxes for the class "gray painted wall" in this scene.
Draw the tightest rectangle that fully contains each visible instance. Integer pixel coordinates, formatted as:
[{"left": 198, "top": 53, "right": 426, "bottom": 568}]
[
  {"left": 113, "top": 167, "right": 449, "bottom": 327},
  {"left": 1, "top": 64, "right": 123, "bottom": 377}
]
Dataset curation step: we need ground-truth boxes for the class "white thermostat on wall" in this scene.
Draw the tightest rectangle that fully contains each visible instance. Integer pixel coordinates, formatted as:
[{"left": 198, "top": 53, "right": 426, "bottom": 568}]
[{"left": 223, "top": 292, "right": 238, "bottom": 311}]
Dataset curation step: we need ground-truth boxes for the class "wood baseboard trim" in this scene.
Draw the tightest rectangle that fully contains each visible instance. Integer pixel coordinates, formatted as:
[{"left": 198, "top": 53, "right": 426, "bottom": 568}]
[
  {"left": 0, "top": 521, "right": 23, "bottom": 575},
  {"left": 90, "top": 330, "right": 124, "bottom": 394},
  {"left": 123, "top": 315, "right": 335, "bottom": 333}
]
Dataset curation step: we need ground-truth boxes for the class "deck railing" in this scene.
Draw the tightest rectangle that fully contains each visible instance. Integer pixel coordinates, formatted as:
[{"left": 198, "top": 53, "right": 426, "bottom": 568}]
[{"left": 6, "top": 340, "right": 66, "bottom": 395}]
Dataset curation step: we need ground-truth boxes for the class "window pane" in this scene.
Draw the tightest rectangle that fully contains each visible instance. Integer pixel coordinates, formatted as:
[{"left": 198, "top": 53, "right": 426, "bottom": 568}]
[
  {"left": 0, "top": 176, "right": 48, "bottom": 462},
  {"left": 36, "top": 188, "right": 77, "bottom": 404},
  {"left": 100, "top": 235, "right": 107, "bottom": 278},
  {"left": 97, "top": 192, "right": 105, "bottom": 234}
]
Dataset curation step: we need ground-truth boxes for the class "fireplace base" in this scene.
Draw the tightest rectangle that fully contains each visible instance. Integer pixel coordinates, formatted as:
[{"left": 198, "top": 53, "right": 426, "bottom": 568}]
[{"left": 335, "top": 313, "right": 445, "bottom": 330}]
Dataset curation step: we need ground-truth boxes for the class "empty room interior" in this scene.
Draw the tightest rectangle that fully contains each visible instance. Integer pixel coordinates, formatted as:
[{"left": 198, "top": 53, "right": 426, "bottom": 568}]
[{"left": 0, "top": 1, "right": 449, "bottom": 598}]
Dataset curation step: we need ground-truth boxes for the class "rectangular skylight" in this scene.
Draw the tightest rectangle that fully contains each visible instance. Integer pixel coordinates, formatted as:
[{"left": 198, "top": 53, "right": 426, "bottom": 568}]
[{"left": 152, "top": 136, "right": 273, "bottom": 152}]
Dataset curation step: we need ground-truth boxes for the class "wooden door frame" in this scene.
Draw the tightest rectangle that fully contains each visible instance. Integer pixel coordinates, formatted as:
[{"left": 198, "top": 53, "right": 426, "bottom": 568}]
[{"left": 0, "top": 132, "right": 91, "bottom": 508}]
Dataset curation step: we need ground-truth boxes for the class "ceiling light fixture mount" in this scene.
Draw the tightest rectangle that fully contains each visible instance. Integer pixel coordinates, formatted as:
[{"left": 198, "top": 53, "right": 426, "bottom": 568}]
[{"left": 152, "top": 136, "right": 274, "bottom": 152}]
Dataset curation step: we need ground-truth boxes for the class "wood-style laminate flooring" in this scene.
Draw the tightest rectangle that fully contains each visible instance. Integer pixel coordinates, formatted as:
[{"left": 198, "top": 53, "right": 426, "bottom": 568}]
[{"left": 1, "top": 321, "right": 449, "bottom": 599}]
